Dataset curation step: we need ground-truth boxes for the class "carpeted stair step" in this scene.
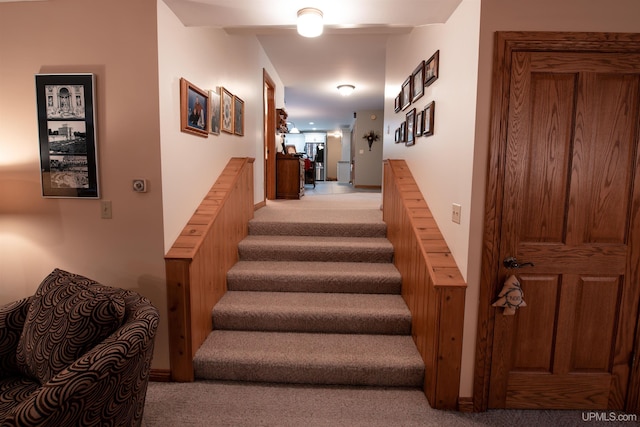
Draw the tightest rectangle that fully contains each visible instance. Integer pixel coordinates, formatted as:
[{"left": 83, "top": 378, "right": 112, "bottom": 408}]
[
  {"left": 238, "top": 235, "right": 394, "bottom": 263},
  {"left": 212, "top": 291, "right": 411, "bottom": 335},
  {"left": 226, "top": 261, "right": 402, "bottom": 294},
  {"left": 193, "top": 330, "right": 424, "bottom": 387},
  {"left": 249, "top": 220, "right": 386, "bottom": 238}
]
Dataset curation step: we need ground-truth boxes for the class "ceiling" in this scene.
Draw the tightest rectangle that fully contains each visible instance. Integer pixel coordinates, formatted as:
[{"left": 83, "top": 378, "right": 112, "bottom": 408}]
[{"left": 166, "top": 0, "right": 463, "bottom": 133}]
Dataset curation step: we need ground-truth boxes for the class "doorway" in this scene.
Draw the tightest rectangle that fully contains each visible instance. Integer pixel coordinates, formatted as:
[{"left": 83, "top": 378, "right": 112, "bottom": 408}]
[
  {"left": 475, "top": 32, "right": 640, "bottom": 412},
  {"left": 263, "top": 69, "right": 276, "bottom": 201}
]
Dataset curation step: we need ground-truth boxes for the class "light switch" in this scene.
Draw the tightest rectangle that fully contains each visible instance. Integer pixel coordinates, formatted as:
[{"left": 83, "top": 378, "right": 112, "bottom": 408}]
[{"left": 101, "top": 201, "right": 112, "bottom": 219}]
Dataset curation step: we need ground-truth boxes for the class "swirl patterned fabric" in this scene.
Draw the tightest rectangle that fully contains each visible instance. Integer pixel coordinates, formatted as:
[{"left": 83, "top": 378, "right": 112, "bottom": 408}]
[
  {"left": 0, "top": 269, "right": 159, "bottom": 427},
  {"left": 16, "top": 269, "right": 126, "bottom": 385},
  {"left": 0, "top": 298, "right": 31, "bottom": 379}
]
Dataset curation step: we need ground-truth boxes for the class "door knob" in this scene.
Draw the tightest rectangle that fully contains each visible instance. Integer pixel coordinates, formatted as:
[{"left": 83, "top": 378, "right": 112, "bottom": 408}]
[{"left": 503, "top": 257, "right": 534, "bottom": 269}]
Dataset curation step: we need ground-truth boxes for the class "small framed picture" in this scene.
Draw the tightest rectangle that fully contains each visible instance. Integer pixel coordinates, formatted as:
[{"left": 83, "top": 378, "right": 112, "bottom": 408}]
[
  {"left": 424, "top": 101, "right": 435, "bottom": 136},
  {"left": 221, "top": 87, "right": 234, "bottom": 134},
  {"left": 233, "top": 95, "right": 244, "bottom": 136},
  {"left": 425, "top": 50, "right": 440, "bottom": 87},
  {"left": 412, "top": 61, "right": 425, "bottom": 102},
  {"left": 209, "top": 88, "right": 221, "bottom": 135},
  {"left": 395, "top": 127, "right": 401, "bottom": 143},
  {"left": 180, "top": 78, "right": 208, "bottom": 137},
  {"left": 35, "top": 73, "right": 99, "bottom": 198},
  {"left": 405, "top": 108, "right": 416, "bottom": 146},
  {"left": 401, "top": 76, "right": 412, "bottom": 110},
  {"left": 394, "top": 93, "right": 401, "bottom": 113},
  {"left": 415, "top": 109, "right": 424, "bottom": 137},
  {"left": 400, "top": 121, "right": 406, "bottom": 143}
]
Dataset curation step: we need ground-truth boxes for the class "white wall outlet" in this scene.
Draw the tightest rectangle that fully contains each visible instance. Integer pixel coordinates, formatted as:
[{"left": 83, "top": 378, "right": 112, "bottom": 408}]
[
  {"left": 132, "top": 179, "right": 147, "bottom": 193},
  {"left": 452, "top": 203, "right": 462, "bottom": 224},
  {"left": 101, "top": 201, "right": 112, "bottom": 219}
]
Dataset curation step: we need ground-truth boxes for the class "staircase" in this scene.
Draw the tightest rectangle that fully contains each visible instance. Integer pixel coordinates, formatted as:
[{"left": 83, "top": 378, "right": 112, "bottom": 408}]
[{"left": 193, "top": 197, "right": 425, "bottom": 388}]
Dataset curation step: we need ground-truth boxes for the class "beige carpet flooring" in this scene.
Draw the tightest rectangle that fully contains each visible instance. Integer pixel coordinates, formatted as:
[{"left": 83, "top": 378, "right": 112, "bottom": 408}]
[{"left": 144, "top": 185, "right": 639, "bottom": 426}]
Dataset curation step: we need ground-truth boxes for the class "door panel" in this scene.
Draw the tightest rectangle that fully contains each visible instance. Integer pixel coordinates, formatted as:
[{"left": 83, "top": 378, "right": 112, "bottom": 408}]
[{"left": 489, "top": 49, "right": 640, "bottom": 410}]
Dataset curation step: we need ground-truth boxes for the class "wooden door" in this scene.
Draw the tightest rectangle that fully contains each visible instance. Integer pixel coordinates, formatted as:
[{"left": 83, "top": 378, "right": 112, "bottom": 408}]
[{"left": 487, "top": 40, "right": 640, "bottom": 410}]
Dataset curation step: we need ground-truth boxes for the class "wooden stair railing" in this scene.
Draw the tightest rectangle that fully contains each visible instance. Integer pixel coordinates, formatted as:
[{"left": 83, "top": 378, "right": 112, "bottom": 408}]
[
  {"left": 383, "top": 159, "right": 467, "bottom": 410},
  {"left": 165, "top": 157, "right": 255, "bottom": 381}
]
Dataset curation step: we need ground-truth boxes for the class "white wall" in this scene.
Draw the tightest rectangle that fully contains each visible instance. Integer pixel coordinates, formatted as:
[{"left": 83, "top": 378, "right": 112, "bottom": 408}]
[
  {"left": 384, "top": 1, "right": 480, "bottom": 279},
  {"left": 0, "top": 0, "right": 168, "bottom": 366},
  {"left": 383, "top": 0, "right": 481, "bottom": 396},
  {"left": 158, "top": 0, "right": 284, "bottom": 250}
]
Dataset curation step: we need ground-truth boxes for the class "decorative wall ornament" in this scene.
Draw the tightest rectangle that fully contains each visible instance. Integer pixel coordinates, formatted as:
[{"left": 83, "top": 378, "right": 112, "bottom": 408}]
[
  {"left": 35, "top": 73, "right": 99, "bottom": 198},
  {"left": 363, "top": 130, "right": 379, "bottom": 151},
  {"left": 492, "top": 275, "right": 527, "bottom": 315}
]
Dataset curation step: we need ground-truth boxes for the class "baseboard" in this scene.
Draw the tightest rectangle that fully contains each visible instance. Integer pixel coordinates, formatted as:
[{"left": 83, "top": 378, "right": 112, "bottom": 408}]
[
  {"left": 149, "top": 369, "right": 172, "bottom": 382},
  {"left": 457, "top": 397, "right": 474, "bottom": 412},
  {"left": 254, "top": 200, "right": 267, "bottom": 210},
  {"left": 354, "top": 185, "right": 382, "bottom": 190}
]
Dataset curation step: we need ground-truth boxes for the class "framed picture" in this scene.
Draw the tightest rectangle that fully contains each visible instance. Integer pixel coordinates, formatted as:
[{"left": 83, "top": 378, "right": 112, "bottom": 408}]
[
  {"left": 401, "top": 76, "right": 412, "bottom": 110},
  {"left": 425, "top": 50, "right": 440, "bottom": 87},
  {"left": 405, "top": 108, "right": 416, "bottom": 146},
  {"left": 394, "top": 93, "right": 401, "bottom": 113},
  {"left": 415, "top": 109, "right": 424, "bottom": 137},
  {"left": 395, "top": 127, "right": 401, "bottom": 143},
  {"left": 35, "top": 73, "right": 99, "bottom": 198},
  {"left": 180, "top": 78, "right": 208, "bottom": 137},
  {"left": 221, "top": 87, "right": 234, "bottom": 134},
  {"left": 233, "top": 95, "right": 244, "bottom": 136},
  {"left": 285, "top": 145, "right": 297, "bottom": 155},
  {"left": 412, "top": 61, "right": 425, "bottom": 102},
  {"left": 424, "top": 101, "right": 435, "bottom": 136},
  {"left": 400, "top": 121, "right": 406, "bottom": 143},
  {"left": 209, "top": 88, "right": 221, "bottom": 135}
]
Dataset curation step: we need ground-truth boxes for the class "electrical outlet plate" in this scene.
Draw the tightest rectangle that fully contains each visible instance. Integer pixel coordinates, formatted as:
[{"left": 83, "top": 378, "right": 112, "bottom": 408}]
[{"left": 452, "top": 203, "right": 461, "bottom": 224}]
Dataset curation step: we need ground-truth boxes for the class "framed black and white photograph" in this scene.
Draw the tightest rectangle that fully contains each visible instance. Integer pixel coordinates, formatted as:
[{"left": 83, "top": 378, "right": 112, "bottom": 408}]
[
  {"left": 395, "top": 127, "right": 401, "bottom": 143},
  {"left": 412, "top": 61, "right": 425, "bottom": 102},
  {"left": 405, "top": 108, "right": 416, "bottom": 146},
  {"left": 415, "top": 109, "right": 424, "bottom": 137},
  {"left": 425, "top": 50, "right": 440, "bottom": 87},
  {"left": 424, "top": 101, "right": 435, "bottom": 136},
  {"left": 400, "top": 121, "right": 406, "bottom": 143},
  {"left": 180, "top": 78, "right": 209, "bottom": 137},
  {"left": 35, "top": 73, "right": 99, "bottom": 198},
  {"left": 233, "top": 95, "right": 244, "bottom": 136},
  {"left": 221, "top": 87, "right": 234, "bottom": 134},
  {"left": 401, "top": 76, "right": 412, "bottom": 110},
  {"left": 209, "top": 88, "right": 221, "bottom": 135}
]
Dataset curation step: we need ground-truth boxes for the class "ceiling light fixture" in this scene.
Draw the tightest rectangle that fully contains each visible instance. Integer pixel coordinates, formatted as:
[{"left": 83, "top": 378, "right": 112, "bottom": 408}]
[
  {"left": 297, "top": 8, "right": 323, "bottom": 38},
  {"left": 337, "top": 84, "right": 355, "bottom": 96},
  {"left": 287, "top": 122, "right": 300, "bottom": 133}
]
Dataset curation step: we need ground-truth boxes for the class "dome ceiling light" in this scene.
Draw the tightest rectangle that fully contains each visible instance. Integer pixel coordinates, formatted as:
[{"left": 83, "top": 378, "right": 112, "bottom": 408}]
[
  {"left": 297, "top": 8, "right": 323, "bottom": 38},
  {"left": 337, "top": 84, "right": 355, "bottom": 96}
]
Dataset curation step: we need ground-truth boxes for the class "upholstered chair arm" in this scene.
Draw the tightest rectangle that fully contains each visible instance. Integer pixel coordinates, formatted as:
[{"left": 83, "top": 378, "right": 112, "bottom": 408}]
[
  {"left": 0, "top": 298, "right": 31, "bottom": 379},
  {"left": 1, "top": 295, "right": 159, "bottom": 427}
]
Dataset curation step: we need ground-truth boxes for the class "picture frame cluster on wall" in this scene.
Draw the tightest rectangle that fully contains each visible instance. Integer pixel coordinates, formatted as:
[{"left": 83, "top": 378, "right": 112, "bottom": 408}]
[
  {"left": 35, "top": 73, "right": 99, "bottom": 198},
  {"left": 180, "top": 77, "right": 244, "bottom": 138},
  {"left": 394, "top": 50, "right": 439, "bottom": 146}
]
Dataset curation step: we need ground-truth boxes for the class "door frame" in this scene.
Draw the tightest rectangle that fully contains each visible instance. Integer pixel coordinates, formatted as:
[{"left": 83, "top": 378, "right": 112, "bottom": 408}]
[
  {"left": 473, "top": 31, "right": 640, "bottom": 413},
  {"left": 263, "top": 69, "right": 277, "bottom": 201}
]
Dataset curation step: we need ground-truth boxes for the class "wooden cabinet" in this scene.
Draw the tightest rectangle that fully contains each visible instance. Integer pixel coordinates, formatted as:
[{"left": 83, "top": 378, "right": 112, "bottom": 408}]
[{"left": 276, "top": 153, "right": 304, "bottom": 199}]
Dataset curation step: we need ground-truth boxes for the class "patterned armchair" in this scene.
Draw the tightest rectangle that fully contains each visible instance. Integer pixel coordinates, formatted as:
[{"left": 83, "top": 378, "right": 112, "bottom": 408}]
[{"left": 0, "top": 269, "right": 159, "bottom": 427}]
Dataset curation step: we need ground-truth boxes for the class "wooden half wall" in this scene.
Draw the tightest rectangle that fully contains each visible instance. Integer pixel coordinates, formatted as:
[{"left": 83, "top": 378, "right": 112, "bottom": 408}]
[
  {"left": 383, "top": 159, "right": 467, "bottom": 410},
  {"left": 165, "top": 157, "right": 255, "bottom": 381}
]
